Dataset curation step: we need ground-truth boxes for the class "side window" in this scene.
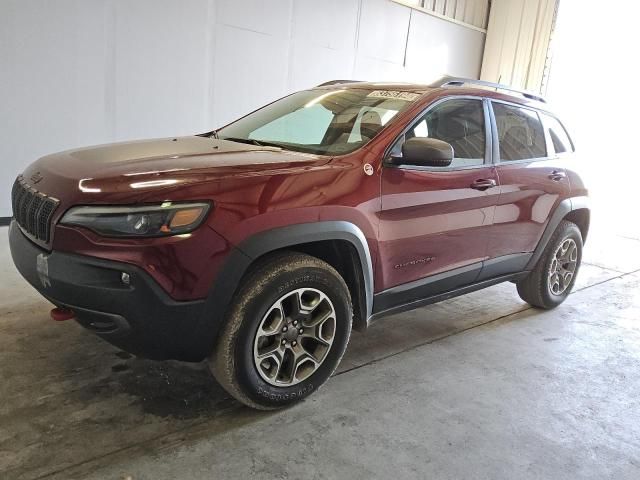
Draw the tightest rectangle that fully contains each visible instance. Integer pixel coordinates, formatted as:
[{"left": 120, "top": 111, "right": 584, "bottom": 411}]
[
  {"left": 541, "top": 113, "right": 574, "bottom": 154},
  {"left": 390, "top": 98, "right": 486, "bottom": 168},
  {"left": 493, "top": 103, "right": 547, "bottom": 161}
]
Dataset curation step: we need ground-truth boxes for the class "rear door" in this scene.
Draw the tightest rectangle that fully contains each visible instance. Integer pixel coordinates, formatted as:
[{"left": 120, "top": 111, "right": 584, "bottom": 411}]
[
  {"left": 377, "top": 97, "right": 500, "bottom": 300},
  {"left": 481, "top": 101, "right": 572, "bottom": 279}
]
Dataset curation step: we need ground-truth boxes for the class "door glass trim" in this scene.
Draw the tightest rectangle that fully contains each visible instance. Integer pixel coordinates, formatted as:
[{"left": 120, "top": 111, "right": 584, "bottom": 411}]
[
  {"left": 383, "top": 95, "right": 493, "bottom": 171},
  {"left": 489, "top": 99, "right": 557, "bottom": 164}
]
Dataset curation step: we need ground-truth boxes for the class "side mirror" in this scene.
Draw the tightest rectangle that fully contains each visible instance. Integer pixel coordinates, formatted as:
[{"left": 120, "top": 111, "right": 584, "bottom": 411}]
[{"left": 391, "top": 137, "right": 453, "bottom": 167}]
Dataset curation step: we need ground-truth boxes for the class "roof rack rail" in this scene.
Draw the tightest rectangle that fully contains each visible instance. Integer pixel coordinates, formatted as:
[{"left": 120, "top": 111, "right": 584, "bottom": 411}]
[
  {"left": 431, "top": 76, "right": 546, "bottom": 103},
  {"left": 317, "top": 80, "right": 363, "bottom": 87}
]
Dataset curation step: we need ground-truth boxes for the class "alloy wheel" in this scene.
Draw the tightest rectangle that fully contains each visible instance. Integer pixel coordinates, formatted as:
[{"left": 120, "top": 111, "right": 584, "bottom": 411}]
[
  {"left": 253, "top": 288, "right": 336, "bottom": 386},
  {"left": 548, "top": 238, "right": 578, "bottom": 296}
]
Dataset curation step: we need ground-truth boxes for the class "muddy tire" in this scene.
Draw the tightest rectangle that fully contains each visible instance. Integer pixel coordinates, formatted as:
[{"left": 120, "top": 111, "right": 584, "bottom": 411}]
[
  {"left": 517, "top": 220, "right": 583, "bottom": 309},
  {"left": 209, "top": 251, "right": 352, "bottom": 410}
]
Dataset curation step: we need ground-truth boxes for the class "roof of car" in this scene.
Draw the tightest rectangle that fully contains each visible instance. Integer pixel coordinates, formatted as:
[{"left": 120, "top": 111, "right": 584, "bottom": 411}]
[
  {"left": 314, "top": 78, "right": 548, "bottom": 109},
  {"left": 315, "top": 81, "right": 433, "bottom": 93}
]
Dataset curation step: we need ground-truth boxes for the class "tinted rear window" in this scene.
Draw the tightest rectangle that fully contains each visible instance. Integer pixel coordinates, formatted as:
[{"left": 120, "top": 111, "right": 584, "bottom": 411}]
[
  {"left": 493, "top": 103, "right": 547, "bottom": 161},
  {"left": 541, "top": 113, "right": 574, "bottom": 154}
]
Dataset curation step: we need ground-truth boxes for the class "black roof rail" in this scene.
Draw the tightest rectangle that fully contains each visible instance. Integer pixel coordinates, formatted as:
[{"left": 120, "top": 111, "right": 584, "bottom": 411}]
[
  {"left": 316, "top": 80, "right": 363, "bottom": 87},
  {"left": 431, "top": 76, "right": 546, "bottom": 103}
]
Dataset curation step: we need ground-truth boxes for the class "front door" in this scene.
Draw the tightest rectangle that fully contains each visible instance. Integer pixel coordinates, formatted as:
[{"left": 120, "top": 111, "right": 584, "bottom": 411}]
[{"left": 376, "top": 97, "right": 501, "bottom": 311}]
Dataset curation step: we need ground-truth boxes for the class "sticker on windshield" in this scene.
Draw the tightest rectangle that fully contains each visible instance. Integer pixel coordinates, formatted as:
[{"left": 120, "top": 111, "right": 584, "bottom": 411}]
[{"left": 367, "top": 90, "right": 420, "bottom": 101}]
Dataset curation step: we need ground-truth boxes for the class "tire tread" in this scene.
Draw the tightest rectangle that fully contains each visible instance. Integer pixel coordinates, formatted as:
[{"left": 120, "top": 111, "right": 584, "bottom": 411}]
[
  {"left": 209, "top": 251, "right": 351, "bottom": 410},
  {"left": 517, "top": 220, "right": 582, "bottom": 309}
]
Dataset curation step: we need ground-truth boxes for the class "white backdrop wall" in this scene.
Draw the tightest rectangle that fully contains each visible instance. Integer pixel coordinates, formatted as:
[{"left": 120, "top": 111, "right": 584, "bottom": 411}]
[{"left": 0, "top": 0, "right": 485, "bottom": 217}]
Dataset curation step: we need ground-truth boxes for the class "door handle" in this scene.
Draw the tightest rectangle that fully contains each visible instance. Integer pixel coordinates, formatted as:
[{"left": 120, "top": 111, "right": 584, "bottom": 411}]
[
  {"left": 470, "top": 179, "right": 497, "bottom": 190},
  {"left": 548, "top": 170, "right": 567, "bottom": 181}
]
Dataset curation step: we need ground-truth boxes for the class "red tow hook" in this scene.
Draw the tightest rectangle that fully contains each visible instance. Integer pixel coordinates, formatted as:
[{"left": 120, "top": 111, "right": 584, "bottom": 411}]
[{"left": 50, "top": 307, "right": 75, "bottom": 322}]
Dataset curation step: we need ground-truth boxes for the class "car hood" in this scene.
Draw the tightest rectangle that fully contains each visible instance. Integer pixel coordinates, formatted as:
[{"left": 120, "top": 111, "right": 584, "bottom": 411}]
[{"left": 21, "top": 136, "right": 330, "bottom": 199}]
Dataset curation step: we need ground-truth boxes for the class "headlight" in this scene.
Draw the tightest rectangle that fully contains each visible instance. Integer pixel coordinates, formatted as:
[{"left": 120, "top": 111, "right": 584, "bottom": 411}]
[{"left": 60, "top": 202, "right": 211, "bottom": 237}]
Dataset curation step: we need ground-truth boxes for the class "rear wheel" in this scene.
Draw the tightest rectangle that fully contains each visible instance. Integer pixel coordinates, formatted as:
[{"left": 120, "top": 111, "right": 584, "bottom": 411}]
[
  {"left": 209, "top": 251, "right": 352, "bottom": 410},
  {"left": 517, "top": 220, "right": 582, "bottom": 309}
]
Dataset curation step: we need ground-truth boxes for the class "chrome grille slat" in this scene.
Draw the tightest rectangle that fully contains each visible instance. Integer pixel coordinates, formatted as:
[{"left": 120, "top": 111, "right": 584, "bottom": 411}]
[
  {"left": 11, "top": 176, "right": 59, "bottom": 244},
  {"left": 38, "top": 201, "right": 56, "bottom": 240},
  {"left": 27, "top": 193, "right": 41, "bottom": 233},
  {"left": 18, "top": 186, "right": 29, "bottom": 226}
]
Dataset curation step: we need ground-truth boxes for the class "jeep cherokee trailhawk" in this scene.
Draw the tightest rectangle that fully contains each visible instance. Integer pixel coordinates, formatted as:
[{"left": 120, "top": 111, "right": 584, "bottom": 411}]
[{"left": 9, "top": 77, "right": 589, "bottom": 409}]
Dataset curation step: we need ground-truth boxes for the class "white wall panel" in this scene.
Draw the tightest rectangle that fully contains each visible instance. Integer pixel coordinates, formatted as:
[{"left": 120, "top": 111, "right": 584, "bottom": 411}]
[
  {"left": 353, "top": 56, "right": 409, "bottom": 82},
  {"left": 288, "top": 0, "right": 359, "bottom": 90},
  {"left": 292, "top": 0, "right": 359, "bottom": 49},
  {"left": 113, "top": 0, "right": 210, "bottom": 139},
  {"left": 405, "top": 10, "right": 485, "bottom": 82},
  {"left": 0, "top": 0, "right": 485, "bottom": 216},
  {"left": 217, "top": 0, "right": 292, "bottom": 36},
  {"left": 353, "top": 0, "right": 413, "bottom": 81},
  {"left": 357, "top": 0, "right": 411, "bottom": 65},
  {"left": 289, "top": 44, "right": 356, "bottom": 91},
  {"left": 0, "top": 1, "right": 108, "bottom": 163},
  {"left": 212, "top": 25, "right": 290, "bottom": 126}
]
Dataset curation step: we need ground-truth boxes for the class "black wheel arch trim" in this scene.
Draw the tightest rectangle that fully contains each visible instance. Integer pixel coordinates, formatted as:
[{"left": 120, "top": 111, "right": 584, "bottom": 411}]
[
  {"left": 203, "top": 221, "right": 375, "bottom": 344},
  {"left": 526, "top": 195, "right": 589, "bottom": 270}
]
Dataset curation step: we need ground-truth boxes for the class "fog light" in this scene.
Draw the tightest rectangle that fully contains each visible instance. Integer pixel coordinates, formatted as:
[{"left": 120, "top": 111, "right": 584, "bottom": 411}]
[{"left": 121, "top": 272, "right": 130, "bottom": 285}]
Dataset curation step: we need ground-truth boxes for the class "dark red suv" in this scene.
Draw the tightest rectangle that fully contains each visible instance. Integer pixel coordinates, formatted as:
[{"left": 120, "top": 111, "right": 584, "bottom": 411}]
[{"left": 9, "top": 77, "right": 589, "bottom": 409}]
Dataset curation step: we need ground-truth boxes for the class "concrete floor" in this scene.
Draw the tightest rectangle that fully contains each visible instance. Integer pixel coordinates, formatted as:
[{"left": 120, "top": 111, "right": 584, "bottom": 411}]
[{"left": 1, "top": 217, "right": 640, "bottom": 480}]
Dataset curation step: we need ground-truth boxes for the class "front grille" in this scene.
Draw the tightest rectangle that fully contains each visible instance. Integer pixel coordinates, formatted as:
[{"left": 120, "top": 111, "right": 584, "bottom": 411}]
[{"left": 11, "top": 175, "right": 59, "bottom": 243}]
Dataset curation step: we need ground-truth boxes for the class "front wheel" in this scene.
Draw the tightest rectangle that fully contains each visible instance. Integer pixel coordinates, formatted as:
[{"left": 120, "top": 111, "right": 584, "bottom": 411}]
[
  {"left": 517, "top": 220, "right": 583, "bottom": 309},
  {"left": 209, "top": 251, "right": 352, "bottom": 410}
]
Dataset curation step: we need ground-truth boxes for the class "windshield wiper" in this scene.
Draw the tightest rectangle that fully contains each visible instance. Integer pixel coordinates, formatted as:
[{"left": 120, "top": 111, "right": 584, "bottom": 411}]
[
  {"left": 250, "top": 139, "right": 287, "bottom": 149},
  {"left": 220, "top": 137, "right": 284, "bottom": 150},
  {"left": 218, "top": 136, "right": 252, "bottom": 145}
]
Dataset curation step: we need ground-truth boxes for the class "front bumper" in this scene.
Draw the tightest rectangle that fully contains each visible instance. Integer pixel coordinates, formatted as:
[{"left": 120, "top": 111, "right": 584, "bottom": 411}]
[{"left": 9, "top": 221, "right": 211, "bottom": 361}]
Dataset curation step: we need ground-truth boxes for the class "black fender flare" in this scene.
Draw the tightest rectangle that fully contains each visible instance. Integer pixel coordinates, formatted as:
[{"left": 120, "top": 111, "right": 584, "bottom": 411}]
[
  {"left": 200, "top": 221, "right": 374, "bottom": 347},
  {"left": 526, "top": 195, "right": 590, "bottom": 270}
]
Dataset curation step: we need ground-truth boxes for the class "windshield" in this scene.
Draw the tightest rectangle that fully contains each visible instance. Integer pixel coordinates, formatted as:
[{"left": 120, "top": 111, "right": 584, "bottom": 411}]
[{"left": 216, "top": 88, "right": 421, "bottom": 155}]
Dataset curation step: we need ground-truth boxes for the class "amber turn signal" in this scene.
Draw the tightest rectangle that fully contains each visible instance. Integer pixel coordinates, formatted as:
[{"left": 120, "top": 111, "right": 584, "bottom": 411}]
[{"left": 169, "top": 207, "right": 205, "bottom": 229}]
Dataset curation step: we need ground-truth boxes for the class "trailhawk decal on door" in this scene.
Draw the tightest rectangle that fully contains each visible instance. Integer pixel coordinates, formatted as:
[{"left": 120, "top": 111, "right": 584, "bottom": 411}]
[{"left": 394, "top": 257, "right": 435, "bottom": 269}]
